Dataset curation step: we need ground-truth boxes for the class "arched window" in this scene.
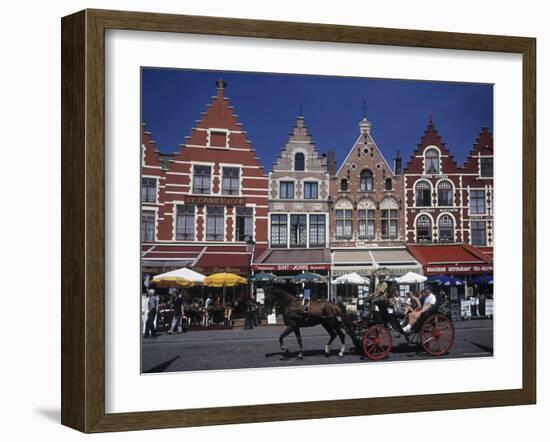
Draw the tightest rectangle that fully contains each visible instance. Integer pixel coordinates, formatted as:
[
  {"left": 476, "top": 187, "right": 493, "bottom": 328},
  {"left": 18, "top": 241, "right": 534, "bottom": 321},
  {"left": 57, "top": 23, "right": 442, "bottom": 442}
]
[
  {"left": 385, "top": 178, "right": 393, "bottom": 191},
  {"left": 438, "top": 215, "right": 454, "bottom": 243},
  {"left": 415, "top": 180, "right": 431, "bottom": 207},
  {"left": 294, "top": 152, "right": 305, "bottom": 171},
  {"left": 360, "top": 169, "right": 373, "bottom": 192},
  {"left": 437, "top": 180, "right": 453, "bottom": 206},
  {"left": 416, "top": 215, "right": 432, "bottom": 241},
  {"left": 340, "top": 178, "right": 348, "bottom": 192},
  {"left": 425, "top": 148, "right": 440, "bottom": 174}
]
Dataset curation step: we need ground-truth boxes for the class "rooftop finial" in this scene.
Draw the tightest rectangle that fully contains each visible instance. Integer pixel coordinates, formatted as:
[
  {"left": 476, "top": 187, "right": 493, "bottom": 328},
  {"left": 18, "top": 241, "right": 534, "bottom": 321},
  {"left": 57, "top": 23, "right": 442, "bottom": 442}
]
[
  {"left": 362, "top": 100, "right": 368, "bottom": 119},
  {"left": 429, "top": 114, "right": 433, "bottom": 125},
  {"left": 299, "top": 101, "right": 303, "bottom": 117},
  {"left": 216, "top": 78, "right": 227, "bottom": 90}
]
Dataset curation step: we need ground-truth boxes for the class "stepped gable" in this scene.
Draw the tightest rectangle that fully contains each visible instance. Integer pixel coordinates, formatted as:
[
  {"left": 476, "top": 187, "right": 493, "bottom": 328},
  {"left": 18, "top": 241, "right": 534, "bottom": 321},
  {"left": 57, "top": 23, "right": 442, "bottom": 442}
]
[
  {"left": 462, "top": 127, "right": 494, "bottom": 173},
  {"left": 403, "top": 119, "right": 460, "bottom": 174},
  {"left": 141, "top": 123, "right": 163, "bottom": 169},
  {"left": 272, "top": 115, "right": 325, "bottom": 172},
  {"left": 175, "top": 80, "right": 263, "bottom": 173}
]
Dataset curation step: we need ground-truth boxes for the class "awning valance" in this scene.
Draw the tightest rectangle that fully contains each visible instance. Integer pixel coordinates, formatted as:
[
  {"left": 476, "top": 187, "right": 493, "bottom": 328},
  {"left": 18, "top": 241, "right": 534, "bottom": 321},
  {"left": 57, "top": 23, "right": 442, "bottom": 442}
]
[
  {"left": 406, "top": 244, "right": 493, "bottom": 275},
  {"left": 252, "top": 248, "right": 331, "bottom": 272}
]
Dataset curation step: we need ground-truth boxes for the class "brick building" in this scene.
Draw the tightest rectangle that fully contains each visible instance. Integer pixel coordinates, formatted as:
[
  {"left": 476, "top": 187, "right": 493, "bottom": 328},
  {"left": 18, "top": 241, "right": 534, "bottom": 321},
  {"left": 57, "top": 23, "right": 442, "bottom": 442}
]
[
  {"left": 461, "top": 127, "right": 494, "bottom": 251},
  {"left": 141, "top": 80, "right": 269, "bottom": 275},
  {"left": 329, "top": 116, "right": 421, "bottom": 281},
  {"left": 140, "top": 125, "right": 167, "bottom": 248},
  {"left": 252, "top": 115, "right": 331, "bottom": 279},
  {"left": 403, "top": 119, "right": 494, "bottom": 249}
]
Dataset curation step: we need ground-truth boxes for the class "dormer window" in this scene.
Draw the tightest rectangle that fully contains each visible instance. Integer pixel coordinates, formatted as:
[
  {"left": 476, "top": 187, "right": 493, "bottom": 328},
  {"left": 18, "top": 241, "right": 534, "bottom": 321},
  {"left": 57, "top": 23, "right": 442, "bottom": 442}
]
[
  {"left": 294, "top": 152, "right": 305, "bottom": 171},
  {"left": 360, "top": 170, "right": 373, "bottom": 192},
  {"left": 209, "top": 130, "right": 227, "bottom": 148},
  {"left": 340, "top": 178, "right": 348, "bottom": 192},
  {"left": 425, "top": 148, "right": 440, "bottom": 174}
]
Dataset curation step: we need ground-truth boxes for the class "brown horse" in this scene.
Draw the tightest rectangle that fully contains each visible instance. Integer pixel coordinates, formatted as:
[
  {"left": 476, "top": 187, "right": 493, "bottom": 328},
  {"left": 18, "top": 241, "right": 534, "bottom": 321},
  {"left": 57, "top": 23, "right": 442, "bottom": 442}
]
[{"left": 264, "top": 286, "right": 359, "bottom": 359}]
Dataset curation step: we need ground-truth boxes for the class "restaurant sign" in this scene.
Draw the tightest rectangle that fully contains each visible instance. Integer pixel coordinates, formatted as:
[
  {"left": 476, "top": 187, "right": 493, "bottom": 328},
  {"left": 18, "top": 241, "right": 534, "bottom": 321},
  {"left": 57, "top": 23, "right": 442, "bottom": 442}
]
[
  {"left": 424, "top": 264, "right": 493, "bottom": 275},
  {"left": 253, "top": 264, "right": 331, "bottom": 271},
  {"left": 183, "top": 194, "right": 246, "bottom": 206},
  {"left": 194, "top": 266, "right": 247, "bottom": 275}
]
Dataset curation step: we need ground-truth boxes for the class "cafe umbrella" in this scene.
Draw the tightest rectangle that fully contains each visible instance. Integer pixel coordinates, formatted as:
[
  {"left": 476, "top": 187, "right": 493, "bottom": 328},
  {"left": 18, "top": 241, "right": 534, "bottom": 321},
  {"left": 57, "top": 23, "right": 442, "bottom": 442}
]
[
  {"left": 289, "top": 271, "right": 328, "bottom": 300},
  {"left": 395, "top": 271, "right": 427, "bottom": 284},
  {"left": 471, "top": 274, "right": 494, "bottom": 285},
  {"left": 289, "top": 271, "right": 327, "bottom": 284},
  {"left": 150, "top": 267, "right": 206, "bottom": 288},
  {"left": 204, "top": 272, "right": 248, "bottom": 305},
  {"left": 428, "top": 275, "right": 465, "bottom": 286},
  {"left": 332, "top": 272, "right": 370, "bottom": 299},
  {"left": 249, "top": 271, "right": 284, "bottom": 283}
]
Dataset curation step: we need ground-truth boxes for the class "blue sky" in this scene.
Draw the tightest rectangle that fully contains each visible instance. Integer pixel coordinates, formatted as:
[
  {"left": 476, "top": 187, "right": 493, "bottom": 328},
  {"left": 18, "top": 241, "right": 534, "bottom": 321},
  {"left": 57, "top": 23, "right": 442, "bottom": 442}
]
[{"left": 141, "top": 68, "right": 493, "bottom": 170}]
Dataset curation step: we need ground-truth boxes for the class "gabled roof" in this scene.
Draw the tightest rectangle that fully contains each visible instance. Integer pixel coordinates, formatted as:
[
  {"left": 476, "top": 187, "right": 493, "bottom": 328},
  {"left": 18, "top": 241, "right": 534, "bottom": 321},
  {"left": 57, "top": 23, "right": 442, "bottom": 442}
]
[
  {"left": 462, "top": 127, "right": 494, "bottom": 172},
  {"left": 403, "top": 119, "right": 459, "bottom": 173}
]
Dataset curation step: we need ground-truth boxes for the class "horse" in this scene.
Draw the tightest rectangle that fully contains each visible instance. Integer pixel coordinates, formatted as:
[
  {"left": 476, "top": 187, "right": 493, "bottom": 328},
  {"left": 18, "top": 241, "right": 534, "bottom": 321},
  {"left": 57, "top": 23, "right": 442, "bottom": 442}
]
[{"left": 264, "top": 286, "right": 360, "bottom": 359}]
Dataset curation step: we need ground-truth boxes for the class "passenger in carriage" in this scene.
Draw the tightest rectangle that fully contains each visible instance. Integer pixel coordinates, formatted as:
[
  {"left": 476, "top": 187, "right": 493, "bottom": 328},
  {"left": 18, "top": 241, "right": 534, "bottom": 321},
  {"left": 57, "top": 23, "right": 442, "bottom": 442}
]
[{"left": 402, "top": 288, "right": 437, "bottom": 333}]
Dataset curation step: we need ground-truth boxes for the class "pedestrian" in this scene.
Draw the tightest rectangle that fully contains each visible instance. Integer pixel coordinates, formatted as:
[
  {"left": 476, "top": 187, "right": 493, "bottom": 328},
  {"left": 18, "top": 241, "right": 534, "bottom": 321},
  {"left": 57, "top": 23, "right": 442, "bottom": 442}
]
[
  {"left": 144, "top": 288, "right": 159, "bottom": 338},
  {"left": 168, "top": 292, "right": 184, "bottom": 334},
  {"left": 203, "top": 294, "right": 213, "bottom": 326}
]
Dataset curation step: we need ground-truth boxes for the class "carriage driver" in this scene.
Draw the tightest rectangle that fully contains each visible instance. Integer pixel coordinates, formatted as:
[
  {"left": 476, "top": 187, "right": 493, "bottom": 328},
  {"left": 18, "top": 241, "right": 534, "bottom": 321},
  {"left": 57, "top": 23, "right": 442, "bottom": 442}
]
[
  {"left": 367, "top": 278, "right": 389, "bottom": 303},
  {"left": 365, "top": 278, "right": 389, "bottom": 318}
]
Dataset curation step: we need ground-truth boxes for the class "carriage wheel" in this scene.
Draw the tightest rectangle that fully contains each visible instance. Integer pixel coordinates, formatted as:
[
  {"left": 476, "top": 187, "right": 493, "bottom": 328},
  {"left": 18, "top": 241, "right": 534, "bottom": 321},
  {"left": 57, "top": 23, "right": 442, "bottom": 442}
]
[
  {"left": 420, "top": 314, "right": 455, "bottom": 356},
  {"left": 362, "top": 325, "right": 392, "bottom": 361}
]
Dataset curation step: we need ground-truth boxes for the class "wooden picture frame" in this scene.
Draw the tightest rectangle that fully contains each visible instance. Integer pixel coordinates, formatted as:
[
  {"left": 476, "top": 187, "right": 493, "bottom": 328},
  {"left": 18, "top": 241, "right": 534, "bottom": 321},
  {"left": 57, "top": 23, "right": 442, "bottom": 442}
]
[{"left": 61, "top": 8, "right": 536, "bottom": 433}]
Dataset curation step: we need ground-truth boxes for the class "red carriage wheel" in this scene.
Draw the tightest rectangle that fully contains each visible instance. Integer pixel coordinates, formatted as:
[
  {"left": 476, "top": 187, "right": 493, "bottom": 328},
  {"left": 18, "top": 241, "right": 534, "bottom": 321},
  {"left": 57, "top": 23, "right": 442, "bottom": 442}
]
[
  {"left": 420, "top": 314, "right": 455, "bottom": 356},
  {"left": 362, "top": 324, "right": 392, "bottom": 361}
]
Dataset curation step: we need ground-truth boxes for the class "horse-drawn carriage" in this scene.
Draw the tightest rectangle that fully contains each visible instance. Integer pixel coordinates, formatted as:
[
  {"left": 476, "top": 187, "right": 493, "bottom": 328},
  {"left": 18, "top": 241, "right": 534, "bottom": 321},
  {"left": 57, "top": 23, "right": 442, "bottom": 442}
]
[
  {"left": 265, "top": 286, "right": 455, "bottom": 361},
  {"left": 350, "top": 297, "right": 455, "bottom": 361}
]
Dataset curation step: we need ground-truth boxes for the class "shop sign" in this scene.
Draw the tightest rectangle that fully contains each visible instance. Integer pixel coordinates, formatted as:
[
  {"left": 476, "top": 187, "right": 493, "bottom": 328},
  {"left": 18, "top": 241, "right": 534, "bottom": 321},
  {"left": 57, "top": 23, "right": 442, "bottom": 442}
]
[
  {"left": 183, "top": 194, "right": 246, "bottom": 206},
  {"left": 253, "top": 263, "right": 330, "bottom": 271},
  {"left": 425, "top": 264, "right": 493, "bottom": 275}
]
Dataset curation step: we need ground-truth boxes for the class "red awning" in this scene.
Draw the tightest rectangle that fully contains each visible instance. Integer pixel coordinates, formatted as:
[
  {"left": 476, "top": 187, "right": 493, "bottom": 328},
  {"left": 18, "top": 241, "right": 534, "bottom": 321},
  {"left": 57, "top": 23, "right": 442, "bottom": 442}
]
[
  {"left": 142, "top": 244, "right": 265, "bottom": 276},
  {"left": 406, "top": 244, "right": 493, "bottom": 275},
  {"left": 252, "top": 248, "right": 331, "bottom": 272}
]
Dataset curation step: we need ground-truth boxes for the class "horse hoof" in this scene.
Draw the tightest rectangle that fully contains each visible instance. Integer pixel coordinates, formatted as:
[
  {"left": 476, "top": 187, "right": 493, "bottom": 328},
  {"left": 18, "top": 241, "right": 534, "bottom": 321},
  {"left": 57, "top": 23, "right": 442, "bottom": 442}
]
[
  {"left": 297, "top": 354, "right": 303, "bottom": 360},
  {"left": 338, "top": 353, "right": 344, "bottom": 358}
]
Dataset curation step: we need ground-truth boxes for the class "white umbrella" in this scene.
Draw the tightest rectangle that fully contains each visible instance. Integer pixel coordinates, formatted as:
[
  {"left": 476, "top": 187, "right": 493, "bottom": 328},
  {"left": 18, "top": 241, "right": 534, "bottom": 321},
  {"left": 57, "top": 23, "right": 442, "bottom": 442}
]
[
  {"left": 332, "top": 272, "right": 370, "bottom": 285},
  {"left": 151, "top": 267, "right": 206, "bottom": 287},
  {"left": 395, "top": 271, "right": 427, "bottom": 284}
]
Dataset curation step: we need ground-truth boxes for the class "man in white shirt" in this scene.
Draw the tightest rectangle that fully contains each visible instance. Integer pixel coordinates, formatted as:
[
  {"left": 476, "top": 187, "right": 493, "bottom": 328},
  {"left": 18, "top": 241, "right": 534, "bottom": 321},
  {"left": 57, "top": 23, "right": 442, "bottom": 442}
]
[
  {"left": 144, "top": 289, "right": 159, "bottom": 338},
  {"left": 402, "top": 289, "right": 437, "bottom": 333}
]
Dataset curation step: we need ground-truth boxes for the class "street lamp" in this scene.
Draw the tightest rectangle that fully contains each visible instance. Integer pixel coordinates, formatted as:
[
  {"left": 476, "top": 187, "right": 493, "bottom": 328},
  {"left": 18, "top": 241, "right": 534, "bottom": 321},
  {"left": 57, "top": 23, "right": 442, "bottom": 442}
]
[{"left": 245, "top": 237, "right": 256, "bottom": 330}]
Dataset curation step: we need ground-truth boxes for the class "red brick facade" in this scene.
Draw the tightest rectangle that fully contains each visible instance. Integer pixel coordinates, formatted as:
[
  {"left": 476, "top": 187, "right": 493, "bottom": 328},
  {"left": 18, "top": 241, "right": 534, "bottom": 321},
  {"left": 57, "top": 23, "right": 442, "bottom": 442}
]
[
  {"left": 403, "top": 120, "right": 493, "bottom": 247},
  {"left": 141, "top": 81, "right": 269, "bottom": 273}
]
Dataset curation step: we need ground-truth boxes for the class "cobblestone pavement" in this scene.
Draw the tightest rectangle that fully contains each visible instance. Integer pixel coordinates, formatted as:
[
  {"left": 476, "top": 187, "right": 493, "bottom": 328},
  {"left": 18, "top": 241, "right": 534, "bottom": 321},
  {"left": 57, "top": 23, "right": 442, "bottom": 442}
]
[{"left": 141, "top": 319, "right": 493, "bottom": 373}]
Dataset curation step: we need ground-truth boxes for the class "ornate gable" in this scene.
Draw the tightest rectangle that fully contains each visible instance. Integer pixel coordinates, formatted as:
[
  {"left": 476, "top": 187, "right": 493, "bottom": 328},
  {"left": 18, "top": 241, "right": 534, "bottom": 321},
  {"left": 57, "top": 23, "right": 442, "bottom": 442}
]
[
  {"left": 336, "top": 117, "right": 395, "bottom": 180},
  {"left": 272, "top": 115, "right": 326, "bottom": 173}
]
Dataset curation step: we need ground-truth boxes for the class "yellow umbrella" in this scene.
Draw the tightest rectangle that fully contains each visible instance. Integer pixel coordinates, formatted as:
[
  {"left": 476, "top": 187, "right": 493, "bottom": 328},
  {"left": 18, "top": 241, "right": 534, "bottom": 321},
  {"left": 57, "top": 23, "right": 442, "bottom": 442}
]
[{"left": 204, "top": 272, "right": 247, "bottom": 287}]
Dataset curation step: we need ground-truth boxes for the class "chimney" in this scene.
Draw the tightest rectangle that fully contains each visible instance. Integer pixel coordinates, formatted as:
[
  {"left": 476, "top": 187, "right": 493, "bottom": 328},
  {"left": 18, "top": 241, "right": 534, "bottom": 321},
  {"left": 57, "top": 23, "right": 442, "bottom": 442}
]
[
  {"left": 394, "top": 150, "right": 402, "bottom": 175},
  {"left": 215, "top": 78, "right": 227, "bottom": 98},
  {"left": 327, "top": 148, "right": 337, "bottom": 176}
]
